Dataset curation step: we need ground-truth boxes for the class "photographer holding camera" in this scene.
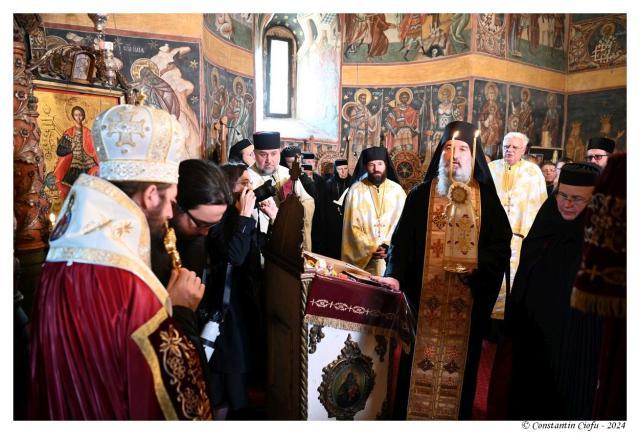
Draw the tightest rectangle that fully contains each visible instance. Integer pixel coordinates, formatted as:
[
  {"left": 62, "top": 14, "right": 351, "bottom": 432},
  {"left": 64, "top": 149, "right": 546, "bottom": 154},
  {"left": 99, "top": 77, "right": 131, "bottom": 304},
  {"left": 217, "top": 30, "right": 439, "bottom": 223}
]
[
  {"left": 247, "top": 131, "right": 315, "bottom": 251},
  {"left": 201, "top": 162, "right": 266, "bottom": 420}
]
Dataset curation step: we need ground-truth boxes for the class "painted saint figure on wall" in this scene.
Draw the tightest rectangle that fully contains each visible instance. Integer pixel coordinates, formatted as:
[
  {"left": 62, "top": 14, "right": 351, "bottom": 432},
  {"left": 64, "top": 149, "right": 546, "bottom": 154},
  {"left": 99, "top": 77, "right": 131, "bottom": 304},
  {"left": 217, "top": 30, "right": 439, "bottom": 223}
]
[
  {"left": 130, "top": 63, "right": 180, "bottom": 119},
  {"left": 150, "top": 44, "right": 201, "bottom": 158},
  {"left": 208, "top": 67, "right": 228, "bottom": 125},
  {"left": 592, "top": 23, "right": 624, "bottom": 65},
  {"left": 226, "top": 76, "right": 254, "bottom": 148},
  {"left": 342, "top": 88, "right": 382, "bottom": 158},
  {"left": 565, "top": 120, "right": 586, "bottom": 162},
  {"left": 542, "top": 93, "right": 560, "bottom": 147},
  {"left": 344, "top": 14, "right": 371, "bottom": 58},
  {"left": 366, "top": 14, "right": 394, "bottom": 59},
  {"left": 509, "top": 87, "right": 535, "bottom": 141},
  {"left": 398, "top": 14, "right": 426, "bottom": 60},
  {"left": 53, "top": 106, "right": 99, "bottom": 201},
  {"left": 215, "top": 13, "right": 233, "bottom": 40},
  {"left": 384, "top": 88, "right": 419, "bottom": 153},
  {"left": 478, "top": 82, "right": 504, "bottom": 157}
]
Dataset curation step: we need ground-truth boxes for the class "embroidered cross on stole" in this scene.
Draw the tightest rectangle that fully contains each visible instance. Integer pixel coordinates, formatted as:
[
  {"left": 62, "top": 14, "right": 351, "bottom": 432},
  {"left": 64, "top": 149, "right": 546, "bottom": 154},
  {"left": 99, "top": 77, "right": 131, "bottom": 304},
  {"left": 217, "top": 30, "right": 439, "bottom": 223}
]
[{"left": 406, "top": 180, "right": 481, "bottom": 420}]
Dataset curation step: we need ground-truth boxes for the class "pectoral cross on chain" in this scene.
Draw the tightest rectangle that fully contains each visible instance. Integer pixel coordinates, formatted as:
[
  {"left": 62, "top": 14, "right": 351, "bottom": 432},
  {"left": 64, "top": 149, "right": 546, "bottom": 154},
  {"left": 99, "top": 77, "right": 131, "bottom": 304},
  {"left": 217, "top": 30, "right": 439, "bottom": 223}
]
[
  {"left": 505, "top": 194, "right": 513, "bottom": 215},
  {"left": 373, "top": 220, "right": 385, "bottom": 239}
]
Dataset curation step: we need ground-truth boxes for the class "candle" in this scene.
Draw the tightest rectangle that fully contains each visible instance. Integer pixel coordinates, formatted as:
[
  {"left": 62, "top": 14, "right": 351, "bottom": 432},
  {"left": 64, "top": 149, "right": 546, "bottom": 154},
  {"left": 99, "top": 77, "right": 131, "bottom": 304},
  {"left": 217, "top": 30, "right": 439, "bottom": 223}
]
[
  {"left": 473, "top": 129, "right": 479, "bottom": 160},
  {"left": 48, "top": 212, "right": 56, "bottom": 233},
  {"left": 470, "top": 129, "right": 480, "bottom": 182},
  {"left": 449, "top": 130, "right": 459, "bottom": 182}
]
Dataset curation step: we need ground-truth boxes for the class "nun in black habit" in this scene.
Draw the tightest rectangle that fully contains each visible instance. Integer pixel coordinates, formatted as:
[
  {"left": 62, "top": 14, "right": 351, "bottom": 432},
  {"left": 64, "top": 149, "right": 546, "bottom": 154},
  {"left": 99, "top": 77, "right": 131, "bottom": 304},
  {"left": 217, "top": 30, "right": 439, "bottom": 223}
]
[
  {"left": 382, "top": 120, "right": 512, "bottom": 419},
  {"left": 323, "top": 158, "right": 352, "bottom": 259},
  {"left": 506, "top": 162, "right": 602, "bottom": 420}
]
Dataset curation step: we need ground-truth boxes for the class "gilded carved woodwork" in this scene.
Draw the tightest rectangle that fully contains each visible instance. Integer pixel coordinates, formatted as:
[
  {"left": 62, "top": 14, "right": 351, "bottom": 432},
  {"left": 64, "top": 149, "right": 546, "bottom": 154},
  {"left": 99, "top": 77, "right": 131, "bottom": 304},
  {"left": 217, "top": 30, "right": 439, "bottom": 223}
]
[
  {"left": 317, "top": 334, "right": 376, "bottom": 420},
  {"left": 14, "top": 37, "right": 51, "bottom": 252}
]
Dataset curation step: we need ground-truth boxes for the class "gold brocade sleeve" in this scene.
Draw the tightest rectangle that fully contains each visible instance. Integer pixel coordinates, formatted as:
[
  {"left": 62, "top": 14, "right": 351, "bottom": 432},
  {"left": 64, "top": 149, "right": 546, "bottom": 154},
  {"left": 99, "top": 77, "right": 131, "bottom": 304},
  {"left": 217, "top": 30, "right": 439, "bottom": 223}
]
[{"left": 341, "top": 185, "right": 377, "bottom": 270}]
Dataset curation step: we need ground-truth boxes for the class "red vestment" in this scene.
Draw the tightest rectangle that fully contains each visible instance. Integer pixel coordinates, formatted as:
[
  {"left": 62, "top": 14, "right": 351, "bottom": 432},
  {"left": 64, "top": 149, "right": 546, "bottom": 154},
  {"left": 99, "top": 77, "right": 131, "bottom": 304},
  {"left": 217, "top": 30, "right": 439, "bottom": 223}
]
[
  {"left": 29, "top": 174, "right": 212, "bottom": 420},
  {"left": 29, "top": 262, "right": 212, "bottom": 420},
  {"left": 53, "top": 126, "right": 99, "bottom": 199}
]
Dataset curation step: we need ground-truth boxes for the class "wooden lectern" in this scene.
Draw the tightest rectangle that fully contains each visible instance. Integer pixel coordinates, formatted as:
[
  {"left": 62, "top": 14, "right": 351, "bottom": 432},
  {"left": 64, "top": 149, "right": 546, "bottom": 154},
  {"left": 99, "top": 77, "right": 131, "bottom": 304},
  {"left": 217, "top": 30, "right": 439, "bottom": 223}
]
[{"left": 263, "top": 191, "right": 411, "bottom": 420}]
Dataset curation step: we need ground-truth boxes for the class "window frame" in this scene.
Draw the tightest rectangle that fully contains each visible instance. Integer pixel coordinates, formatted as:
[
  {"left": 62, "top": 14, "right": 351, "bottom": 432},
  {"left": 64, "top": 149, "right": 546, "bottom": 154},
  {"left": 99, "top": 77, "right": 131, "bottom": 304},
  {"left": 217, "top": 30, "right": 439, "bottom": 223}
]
[{"left": 265, "top": 34, "right": 293, "bottom": 118}]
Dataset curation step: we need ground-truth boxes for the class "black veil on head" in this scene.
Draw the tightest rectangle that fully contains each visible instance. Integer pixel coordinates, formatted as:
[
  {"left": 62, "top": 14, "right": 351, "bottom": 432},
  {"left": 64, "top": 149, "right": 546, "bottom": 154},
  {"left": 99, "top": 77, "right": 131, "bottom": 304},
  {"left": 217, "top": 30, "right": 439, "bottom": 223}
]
[
  {"left": 332, "top": 158, "right": 352, "bottom": 183},
  {"left": 228, "top": 138, "right": 252, "bottom": 163},
  {"left": 352, "top": 146, "right": 399, "bottom": 184},
  {"left": 279, "top": 145, "right": 301, "bottom": 167},
  {"left": 423, "top": 120, "right": 493, "bottom": 186}
]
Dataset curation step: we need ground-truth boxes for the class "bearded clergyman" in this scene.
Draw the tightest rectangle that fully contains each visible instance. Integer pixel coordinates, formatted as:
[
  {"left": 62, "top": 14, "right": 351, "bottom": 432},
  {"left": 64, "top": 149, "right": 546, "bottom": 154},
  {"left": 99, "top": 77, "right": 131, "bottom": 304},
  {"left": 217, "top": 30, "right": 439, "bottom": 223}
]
[
  {"left": 374, "top": 121, "right": 512, "bottom": 419},
  {"left": 341, "top": 146, "right": 406, "bottom": 276}
]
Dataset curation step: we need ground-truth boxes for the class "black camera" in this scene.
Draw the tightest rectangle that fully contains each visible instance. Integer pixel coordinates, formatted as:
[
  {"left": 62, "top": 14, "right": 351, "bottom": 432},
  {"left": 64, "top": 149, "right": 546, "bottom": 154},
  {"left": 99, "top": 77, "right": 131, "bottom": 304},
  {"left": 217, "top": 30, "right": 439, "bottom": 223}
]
[{"left": 253, "top": 179, "right": 277, "bottom": 205}]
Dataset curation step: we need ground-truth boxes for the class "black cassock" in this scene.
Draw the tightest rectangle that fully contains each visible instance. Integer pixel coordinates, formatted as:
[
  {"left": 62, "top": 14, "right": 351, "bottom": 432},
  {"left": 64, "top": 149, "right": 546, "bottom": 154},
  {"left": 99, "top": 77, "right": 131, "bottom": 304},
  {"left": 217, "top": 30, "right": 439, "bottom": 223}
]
[
  {"left": 507, "top": 196, "right": 601, "bottom": 420},
  {"left": 307, "top": 172, "right": 330, "bottom": 256},
  {"left": 323, "top": 172, "right": 352, "bottom": 260},
  {"left": 205, "top": 207, "right": 264, "bottom": 411},
  {"left": 385, "top": 121, "right": 512, "bottom": 419}
]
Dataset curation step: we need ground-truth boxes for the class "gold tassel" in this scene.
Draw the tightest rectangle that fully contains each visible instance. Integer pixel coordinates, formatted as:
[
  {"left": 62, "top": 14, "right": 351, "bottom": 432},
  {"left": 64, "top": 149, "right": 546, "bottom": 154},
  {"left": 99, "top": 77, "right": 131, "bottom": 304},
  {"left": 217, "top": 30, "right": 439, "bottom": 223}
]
[
  {"left": 570, "top": 287, "right": 626, "bottom": 318},
  {"left": 304, "top": 314, "right": 411, "bottom": 353}
]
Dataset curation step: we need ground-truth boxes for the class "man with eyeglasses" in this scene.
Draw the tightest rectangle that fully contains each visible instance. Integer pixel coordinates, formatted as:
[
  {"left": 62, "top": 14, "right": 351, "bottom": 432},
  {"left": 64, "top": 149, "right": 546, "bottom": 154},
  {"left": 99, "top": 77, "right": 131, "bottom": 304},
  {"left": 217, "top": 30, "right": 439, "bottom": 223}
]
[
  {"left": 506, "top": 162, "right": 601, "bottom": 419},
  {"left": 152, "top": 159, "right": 232, "bottom": 287},
  {"left": 585, "top": 137, "right": 615, "bottom": 168}
]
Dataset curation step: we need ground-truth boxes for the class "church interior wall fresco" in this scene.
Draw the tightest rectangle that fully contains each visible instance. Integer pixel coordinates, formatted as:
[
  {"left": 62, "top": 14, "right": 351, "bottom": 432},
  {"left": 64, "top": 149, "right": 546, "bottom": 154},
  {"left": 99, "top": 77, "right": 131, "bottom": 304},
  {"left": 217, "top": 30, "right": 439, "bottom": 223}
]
[
  {"left": 564, "top": 88, "right": 627, "bottom": 162},
  {"left": 43, "top": 25, "right": 203, "bottom": 160},
  {"left": 203, "top": 58, "right": 255, "bottom": 161},
  {"left": 342, "top": 13, "right": 472, "bottom": 64},
  {"left": 340, "top": 81, "right": 470, "bottom": 163},
  {"left": 506, "top": 85, "right": 565, "bottom": 158},
  {"left": 255, "top": 13, "right": 341, "bottom": 143},
  {"left": 470, "top": 80, "right": 565, "bottom": 162},
  {"left": 36, "top": 13, "right": 626, "bottom": 186},
  {"left": 506, "top": 14, "right": 567, "bottom": 72},
  {"left": 470, "top": 80, "right": 508, "bottom": 157},
  {"left": 568, "top": 14, "right": 626, "bottom": 72},
  {"left": 475, "top": 13, "right": 507, "bottom": 58},
  {"left": 204, "top": 13, "right": 254, "bottom": 52}
]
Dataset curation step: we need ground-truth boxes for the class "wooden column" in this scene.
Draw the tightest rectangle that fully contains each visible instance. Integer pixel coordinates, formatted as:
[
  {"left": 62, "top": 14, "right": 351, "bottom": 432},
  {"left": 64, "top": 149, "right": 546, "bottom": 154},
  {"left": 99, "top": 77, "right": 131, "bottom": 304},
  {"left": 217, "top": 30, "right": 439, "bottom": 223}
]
[{"left": 14, "top": 18, "right": 51, "bottom": 315}]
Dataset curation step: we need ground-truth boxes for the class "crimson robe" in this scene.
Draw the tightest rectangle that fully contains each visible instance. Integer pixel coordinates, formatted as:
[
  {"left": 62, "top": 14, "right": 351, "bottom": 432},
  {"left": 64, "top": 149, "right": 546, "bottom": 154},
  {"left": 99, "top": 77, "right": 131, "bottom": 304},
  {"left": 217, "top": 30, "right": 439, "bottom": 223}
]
[{"left": 29, "top": 262, "right": 212, "bottom": 420}]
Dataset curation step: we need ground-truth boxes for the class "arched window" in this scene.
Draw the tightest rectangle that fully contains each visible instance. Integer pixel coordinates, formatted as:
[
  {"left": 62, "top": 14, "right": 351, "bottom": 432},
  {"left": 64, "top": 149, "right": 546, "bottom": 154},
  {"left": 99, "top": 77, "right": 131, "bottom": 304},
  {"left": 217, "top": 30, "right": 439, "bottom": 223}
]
[{"left": 264, "top": 26, "right": 296, "bottom": 118}]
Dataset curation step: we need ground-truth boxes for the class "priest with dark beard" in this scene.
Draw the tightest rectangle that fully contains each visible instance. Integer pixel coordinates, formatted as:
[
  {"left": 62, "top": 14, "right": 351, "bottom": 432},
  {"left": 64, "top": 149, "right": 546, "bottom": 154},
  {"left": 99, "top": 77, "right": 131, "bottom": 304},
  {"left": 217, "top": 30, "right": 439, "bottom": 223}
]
[
  {"left": 341, "top": 146, "right": 406, "bottom": 276},
  {"left": 374, "top": 121, "right": 512, "bottom": 420},
  {"left": 324, "top": 159, "right": 352, "bottom": 259}
]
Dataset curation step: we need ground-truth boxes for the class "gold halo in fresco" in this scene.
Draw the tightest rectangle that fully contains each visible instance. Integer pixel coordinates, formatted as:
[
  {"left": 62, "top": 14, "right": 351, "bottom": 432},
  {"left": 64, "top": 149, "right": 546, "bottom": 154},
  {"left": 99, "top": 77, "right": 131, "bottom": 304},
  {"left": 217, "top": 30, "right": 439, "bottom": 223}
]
[
  {"left": 354, "top": 88, "right": 372, "bottom": 105},
  {"left": 438, "top": 83, "right": 456, "bottom": 102},
  {"left": 395, "top": 87, "right": 414, "bottom": 106},
  {"left": 210, "top": 67, "right": 221, "bottom": 89},
  {"left": 130, "top": 58, "right": 159, "bottom": 81},
  {"left": 601, "top": 23, "right": 616, "bottom": 37},
  {"left": 232, "top": 76, "right": 246, "bottom": 95},
  {"left": 484, "top": 82, "right": 498, "bottom": 100}
]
